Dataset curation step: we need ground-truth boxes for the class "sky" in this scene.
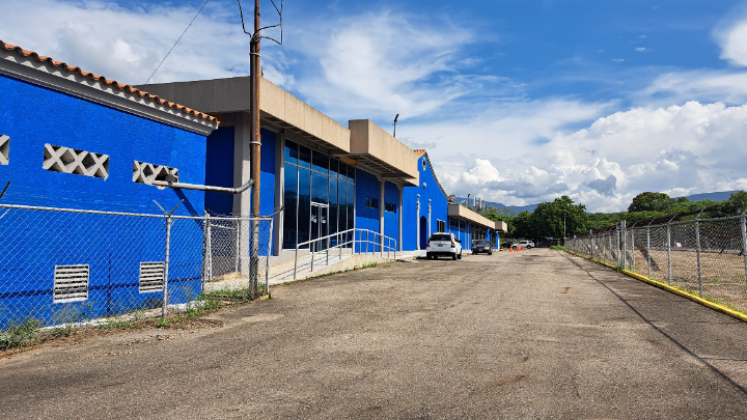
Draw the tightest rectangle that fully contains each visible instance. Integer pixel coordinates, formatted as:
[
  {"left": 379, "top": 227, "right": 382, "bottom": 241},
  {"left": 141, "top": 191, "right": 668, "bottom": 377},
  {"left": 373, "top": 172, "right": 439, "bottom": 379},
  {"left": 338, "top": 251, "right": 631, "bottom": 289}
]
[{"left": 2, "top": 0, "right": 747, "bottom": 212}]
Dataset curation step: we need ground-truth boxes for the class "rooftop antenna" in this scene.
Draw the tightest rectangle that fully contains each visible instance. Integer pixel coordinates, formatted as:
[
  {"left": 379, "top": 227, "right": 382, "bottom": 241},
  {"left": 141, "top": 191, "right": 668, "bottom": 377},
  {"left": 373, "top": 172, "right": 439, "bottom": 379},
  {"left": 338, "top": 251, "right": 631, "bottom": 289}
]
[
  {"left": 393, "top": 114, "right": 399, "bottom": 138},
  {"left": 236, "top": 0, "right": 284, "bottom": 298}
]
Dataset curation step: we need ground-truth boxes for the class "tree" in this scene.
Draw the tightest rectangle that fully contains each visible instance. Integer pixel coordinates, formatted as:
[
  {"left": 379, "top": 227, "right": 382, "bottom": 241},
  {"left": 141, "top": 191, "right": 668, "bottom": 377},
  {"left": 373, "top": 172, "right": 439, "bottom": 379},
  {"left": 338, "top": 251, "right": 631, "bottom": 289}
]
[
  {"left": 531, "top": 195, "right": 588, "bottom": 238},
  {"left": 628, "top": 192, "right": 674, "bottom": 213},
  {"left": 511, "top": 211, "right": 533, "bottom": 238},
  {"left": 716, "top": 191, "right": 747, "bottom": 216}
]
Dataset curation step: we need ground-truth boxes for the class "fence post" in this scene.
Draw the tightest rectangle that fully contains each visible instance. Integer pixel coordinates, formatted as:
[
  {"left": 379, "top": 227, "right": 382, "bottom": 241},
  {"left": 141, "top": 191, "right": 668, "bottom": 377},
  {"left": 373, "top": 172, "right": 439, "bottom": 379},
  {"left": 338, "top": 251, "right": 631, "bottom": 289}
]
[
  {"left": 153, "top": 199, "right": 182, "bottom": 319},
  {"left": 203, "top": 217, "right": 212, "bottom": 294},
  {"left": 608, "top": 231, "right": 612, "bottom": 264},
  {"left": 265, "top": 218, "right": 273, "bottom": 296},
  {"left": 590, "top": 230, "right": 594, "bottom": 259},
  {"left": 646, "top": 226, "right": 651, "bottom": 279},
  {"left": 695, "top": 219, "right": 703, "bottom": 297},
  {"left": 162, "top": 214, "right": 172, "bottom": 318},
  {"left": 631, "top": 227, "right": 636, "bottom": 273},
  {"left": 667, "top": 222, "right": 672, "bottom": 286},
  {"left": 235, "top": 224, "right": 240, "bottom": 274},
  {"left": 741, "top": 212, "right": 747, "bottom": 285},
  {"left": 620, "top": 220, "right": 628, "bottom": 270}
]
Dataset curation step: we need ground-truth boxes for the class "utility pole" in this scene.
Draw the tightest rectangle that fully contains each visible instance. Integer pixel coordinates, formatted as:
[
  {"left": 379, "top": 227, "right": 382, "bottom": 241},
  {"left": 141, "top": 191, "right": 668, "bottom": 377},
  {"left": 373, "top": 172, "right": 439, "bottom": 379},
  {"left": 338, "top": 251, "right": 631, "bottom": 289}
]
[
  {"left": 238, "top": 0, "right": 282, "bottom": 298},
  {"left": 249, "top": 0, "right": 261, "bottom": 298}
]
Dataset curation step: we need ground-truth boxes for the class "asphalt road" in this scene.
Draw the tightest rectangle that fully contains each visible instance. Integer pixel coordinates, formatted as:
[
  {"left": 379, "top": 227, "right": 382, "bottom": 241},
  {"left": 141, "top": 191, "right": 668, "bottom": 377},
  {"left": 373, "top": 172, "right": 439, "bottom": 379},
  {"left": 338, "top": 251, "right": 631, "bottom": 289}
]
[{"left": 2, "top": 249, "right": 747, "bottom": 419}]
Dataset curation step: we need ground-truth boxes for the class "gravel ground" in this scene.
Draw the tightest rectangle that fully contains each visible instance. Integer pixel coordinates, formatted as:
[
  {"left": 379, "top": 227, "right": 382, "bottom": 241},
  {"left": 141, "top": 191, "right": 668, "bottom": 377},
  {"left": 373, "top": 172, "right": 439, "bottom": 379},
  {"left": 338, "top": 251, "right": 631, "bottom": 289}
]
[{"left": 2, "top": 249, "right": 747, "bottom": 419}]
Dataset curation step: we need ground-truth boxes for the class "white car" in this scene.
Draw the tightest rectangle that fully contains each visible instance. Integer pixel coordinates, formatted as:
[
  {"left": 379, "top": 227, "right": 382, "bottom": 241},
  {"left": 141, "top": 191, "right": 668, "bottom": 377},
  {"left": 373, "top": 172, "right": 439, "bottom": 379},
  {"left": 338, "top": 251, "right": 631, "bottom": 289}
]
[
  {"left": 518, "top": 240, "right": 535, "bottom": 249},
  {"left": 426, "top": 232, "right": 463, "bottom": 260}
]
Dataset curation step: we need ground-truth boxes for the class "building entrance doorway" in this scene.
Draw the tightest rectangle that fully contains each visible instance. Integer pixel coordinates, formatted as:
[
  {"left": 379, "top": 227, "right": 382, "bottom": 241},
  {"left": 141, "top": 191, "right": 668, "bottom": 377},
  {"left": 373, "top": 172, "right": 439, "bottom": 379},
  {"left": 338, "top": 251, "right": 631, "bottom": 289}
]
[
  {"left": 420, "top": 216, "right": 428, "bottom": 249},
  {"left": 311, "top": 203, "right": 329, "bottom": 252}
]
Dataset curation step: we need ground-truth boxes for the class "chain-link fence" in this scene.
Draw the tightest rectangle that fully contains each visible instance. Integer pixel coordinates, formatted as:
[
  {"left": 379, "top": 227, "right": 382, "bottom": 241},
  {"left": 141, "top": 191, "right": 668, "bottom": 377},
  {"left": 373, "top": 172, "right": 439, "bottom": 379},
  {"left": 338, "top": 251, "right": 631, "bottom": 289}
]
[
  {"left": 0, "top": 203, "right": 273, "bottom": 332},
  {"left": 566, "top": 214, "right": 747, "bottom": 314}
]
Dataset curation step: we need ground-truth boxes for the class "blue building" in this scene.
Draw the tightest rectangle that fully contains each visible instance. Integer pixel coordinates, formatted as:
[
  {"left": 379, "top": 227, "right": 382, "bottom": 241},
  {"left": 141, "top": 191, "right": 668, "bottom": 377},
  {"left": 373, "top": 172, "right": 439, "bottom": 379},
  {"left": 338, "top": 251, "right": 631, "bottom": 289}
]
[
  {"left": 143, "top": 77, "right": 502, "bottom": 259},
  {"left": 0, "top": 40, "right": 218, "bottom": 327}
]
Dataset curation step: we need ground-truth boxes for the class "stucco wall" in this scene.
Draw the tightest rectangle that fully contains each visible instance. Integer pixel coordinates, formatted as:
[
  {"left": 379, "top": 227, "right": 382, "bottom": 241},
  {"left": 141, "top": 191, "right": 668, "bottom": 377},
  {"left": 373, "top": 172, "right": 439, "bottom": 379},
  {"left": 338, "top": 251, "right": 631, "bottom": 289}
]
[
  {"left": 0, "top": 74, "right": 208, "bottom": 327},
  {"left": 384, "top": 181, "right": 400, "bottom": 250},
  {"left": 205, "top": 126, "right": 235, "bottom": 215},
  {"left": 402, "top": 155, "right": 448, "bottom": 251},
  {"left": 355, "top": 167, "right": 380, "bottom": 252}
]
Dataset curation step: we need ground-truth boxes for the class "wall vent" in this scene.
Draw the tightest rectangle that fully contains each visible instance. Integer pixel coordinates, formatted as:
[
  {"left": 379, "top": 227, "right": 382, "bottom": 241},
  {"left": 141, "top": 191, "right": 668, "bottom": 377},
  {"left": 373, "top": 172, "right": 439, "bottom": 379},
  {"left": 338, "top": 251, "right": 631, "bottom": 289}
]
[
  {"left": 53, "top": 265, "right": 89, "bottom": 303},
  {"left": 43, "top": 144, "right": 109, "bottom": 179},
  {"left": 133, "top": 161, "right": 179, "bottom": 185},
  {"left": 139, "top": 262, "right": 165, "bottom": 293},
  {"left": 0, "top": 135, "right": 9, "bottom": 165}
]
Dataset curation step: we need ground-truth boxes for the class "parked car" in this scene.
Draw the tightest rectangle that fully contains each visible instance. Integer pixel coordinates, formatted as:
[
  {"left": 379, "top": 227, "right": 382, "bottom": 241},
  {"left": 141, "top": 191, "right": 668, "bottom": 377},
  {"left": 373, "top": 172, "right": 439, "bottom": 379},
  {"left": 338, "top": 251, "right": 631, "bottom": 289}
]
[
  {"left": 501, "top": 242, "right": 518, "bottom": 251},
  {"left": 472, "top": 239, "right": 493, "bottom": 255},
  {"left": 518, "top": 240, "right": 535, "bottom": 249},
  {"left": 426, "top": 232, "right": 463, "bottom": 260}
]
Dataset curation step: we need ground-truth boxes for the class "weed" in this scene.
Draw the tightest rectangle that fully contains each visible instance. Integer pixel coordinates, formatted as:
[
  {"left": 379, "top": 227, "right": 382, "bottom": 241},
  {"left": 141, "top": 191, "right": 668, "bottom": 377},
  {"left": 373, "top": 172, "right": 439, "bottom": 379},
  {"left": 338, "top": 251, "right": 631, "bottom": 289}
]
[
  {"left": 157, "top": 318, "right": 172, "bottom": 328},
  {"left": 707, "top": 278, "right": 723, "bottom": 284},
  {"left": 703, "top": 295, "right": 725, "bottom": 305},
  {"left": 0, "top": 318, "right": 42, "bottom": 350}
]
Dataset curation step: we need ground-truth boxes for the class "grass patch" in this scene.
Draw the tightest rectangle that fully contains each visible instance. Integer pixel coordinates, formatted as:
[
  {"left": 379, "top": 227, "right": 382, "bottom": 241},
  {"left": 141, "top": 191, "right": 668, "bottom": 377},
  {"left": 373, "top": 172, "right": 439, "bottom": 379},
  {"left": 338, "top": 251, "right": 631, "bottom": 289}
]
[
  {"left": 707, "top": 278, "right": 723, "bottom": 284},
  {"left": 550, "top": 245, "right": 565, "bottom": 250},
  {"left": 0, "top": 318, "right": 42, "bottom": 350}
]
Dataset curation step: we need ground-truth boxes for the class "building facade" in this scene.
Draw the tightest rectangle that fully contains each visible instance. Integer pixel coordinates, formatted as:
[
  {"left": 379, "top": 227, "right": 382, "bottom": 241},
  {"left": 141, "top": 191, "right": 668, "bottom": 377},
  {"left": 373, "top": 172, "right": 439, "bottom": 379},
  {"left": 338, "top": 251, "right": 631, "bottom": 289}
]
[{"left": 0, "top": 40, "right": 218, "bottom": 327}]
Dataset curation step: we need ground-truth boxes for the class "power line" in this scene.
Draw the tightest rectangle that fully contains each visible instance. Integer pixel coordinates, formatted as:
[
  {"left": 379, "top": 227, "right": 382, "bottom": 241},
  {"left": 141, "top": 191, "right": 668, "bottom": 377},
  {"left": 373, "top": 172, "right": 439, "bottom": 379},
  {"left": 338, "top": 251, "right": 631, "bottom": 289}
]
[{"left": 143, "top": 0, "right": 211, "bottom": 85}]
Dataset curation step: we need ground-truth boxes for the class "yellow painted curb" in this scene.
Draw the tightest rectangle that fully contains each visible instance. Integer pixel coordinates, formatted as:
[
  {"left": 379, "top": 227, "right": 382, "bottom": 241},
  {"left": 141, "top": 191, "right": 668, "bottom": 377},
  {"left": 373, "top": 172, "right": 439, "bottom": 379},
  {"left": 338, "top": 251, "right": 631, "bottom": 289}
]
[{"left": 562, "top": 249, "right": 747, "bottom": 324}]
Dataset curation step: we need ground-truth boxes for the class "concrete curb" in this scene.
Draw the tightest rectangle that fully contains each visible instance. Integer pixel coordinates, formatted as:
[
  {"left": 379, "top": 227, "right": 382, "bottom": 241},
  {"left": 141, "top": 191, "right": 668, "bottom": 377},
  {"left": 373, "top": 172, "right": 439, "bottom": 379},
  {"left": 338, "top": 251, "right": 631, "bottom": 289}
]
[{"left": 563, "top": 249, "right": 747, "bottom": 324}]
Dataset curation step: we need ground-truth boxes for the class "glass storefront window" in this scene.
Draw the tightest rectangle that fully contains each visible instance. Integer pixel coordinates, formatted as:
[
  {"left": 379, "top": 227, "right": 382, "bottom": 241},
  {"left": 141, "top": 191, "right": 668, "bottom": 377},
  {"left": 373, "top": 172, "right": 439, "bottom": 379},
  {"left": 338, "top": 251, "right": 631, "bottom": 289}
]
[
  {"left": 339, "top": 162, "right": 348, "bottom": 180},
  {"left": 284, "top": 140, "right": 298, "bottom": 165},
  {"left": 283, "top": 144, "right": 355, "bottom": 250},
  {"left": 298, "top": 167, "right": 311, "bottom": 248},
  {"left": 329, "top": 178, "right": 338, "bottom": 246},
  {"left": 312, "top": 151, "right": 329, "bottom": 174},
  {"left": 329, "top": 159, "right": 338, "bottom": 179},
  {"left": 347, "top": 182, "right": 355, "bottom": 231},
  {"left": 282, "top": 165, "right": 298, "bottom": 249},
  {"left": 311, "top": 171, "right": 329, "bottom": 204},
  {"left": 299, "top": 145, "right": 311, "bottom": 169}
]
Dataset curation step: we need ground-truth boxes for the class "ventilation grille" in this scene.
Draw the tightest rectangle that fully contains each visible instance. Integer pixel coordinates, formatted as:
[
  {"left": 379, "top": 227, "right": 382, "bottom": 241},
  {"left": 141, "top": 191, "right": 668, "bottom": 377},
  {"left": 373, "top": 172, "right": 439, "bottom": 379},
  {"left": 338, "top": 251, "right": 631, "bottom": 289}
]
[
  {"left": 139, "top": 262, "right": 165, "bottom": 293},
  {"left": 43, "top": 144, "right": 109, "bottom": 179},
  {"left": 53, "top": 265, "right": 89, "bottom": 303},
  {"left": 133, "top": 161, "right": 179, "bottom": 185},
  {"left": 0, "top": 135, "right": 8, "bottom": 165}
]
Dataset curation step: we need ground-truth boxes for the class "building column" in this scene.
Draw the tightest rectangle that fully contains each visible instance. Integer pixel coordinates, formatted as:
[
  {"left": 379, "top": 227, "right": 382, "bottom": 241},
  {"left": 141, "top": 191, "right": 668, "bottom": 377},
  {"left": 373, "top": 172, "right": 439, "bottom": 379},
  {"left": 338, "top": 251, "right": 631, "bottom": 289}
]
[
  {"left": 416, "top": 195, "right": 421, "bottom": 250},
  {"left": 233, "top": 113, "right": 252, "bottom": 275},
  {"left": 273, "top": 131, "right": 284, "bottom": 256},
  {"left": 428, "top": 199, "right": 432, "bottom": 239},
  {"left": 379, "top": 178, "right": 385, "bottom": 252},
  {"left": 398, "top": 184, "right": 403, "bottom": 252}
]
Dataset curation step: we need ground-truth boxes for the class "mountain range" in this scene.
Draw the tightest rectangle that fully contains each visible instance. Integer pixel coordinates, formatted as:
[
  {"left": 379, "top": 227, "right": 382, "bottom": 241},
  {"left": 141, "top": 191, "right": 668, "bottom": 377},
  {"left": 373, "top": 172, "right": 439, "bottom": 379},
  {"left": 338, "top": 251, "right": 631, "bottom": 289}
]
[{"left": 456, "top": 191, "right": 740, "bottom": 217}]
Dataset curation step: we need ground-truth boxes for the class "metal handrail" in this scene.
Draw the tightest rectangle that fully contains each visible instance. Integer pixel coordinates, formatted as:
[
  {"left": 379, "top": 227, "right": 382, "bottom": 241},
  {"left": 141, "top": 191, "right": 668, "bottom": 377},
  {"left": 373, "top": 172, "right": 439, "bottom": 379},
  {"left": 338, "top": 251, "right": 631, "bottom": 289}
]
[{"left": 293, "top": 228, "right": 398, "bottom": 280}]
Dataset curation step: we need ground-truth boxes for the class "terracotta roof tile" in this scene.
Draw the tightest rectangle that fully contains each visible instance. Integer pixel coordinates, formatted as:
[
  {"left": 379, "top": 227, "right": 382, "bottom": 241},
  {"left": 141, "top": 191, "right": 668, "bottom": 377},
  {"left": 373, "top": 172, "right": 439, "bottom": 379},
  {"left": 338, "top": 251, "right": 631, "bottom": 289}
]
[{"left": 0, "top": 39, "right": 217, "bottom": 124}]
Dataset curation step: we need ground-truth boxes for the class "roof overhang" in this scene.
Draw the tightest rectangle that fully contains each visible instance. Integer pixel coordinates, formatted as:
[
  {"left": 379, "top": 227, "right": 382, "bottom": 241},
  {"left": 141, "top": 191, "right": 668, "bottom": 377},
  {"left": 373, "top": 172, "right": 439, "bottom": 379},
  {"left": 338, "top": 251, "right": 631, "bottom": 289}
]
[
  {"left": 2, "top": 46, "right": 218, "bottom": 136},
  {"left": 495, "top": 220, "right": 508, "bottom": 233},
  {"left": 137, "top": 77, "right": 350, "bottom": 155},
  {"left": 348, "top": 120, "right": 419, "bottom": 186},
  {"left": 447, "top": 204, "right": 495, "bottom": 230}
]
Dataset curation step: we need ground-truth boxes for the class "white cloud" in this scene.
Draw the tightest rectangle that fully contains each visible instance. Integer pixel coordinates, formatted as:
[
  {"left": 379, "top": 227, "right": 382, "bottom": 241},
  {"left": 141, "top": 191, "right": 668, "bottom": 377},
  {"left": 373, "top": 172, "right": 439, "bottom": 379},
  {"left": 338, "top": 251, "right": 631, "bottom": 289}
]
[
  {"left": 635, "top": 47, "right": 650, "bottom": 52},
  {"left": 717, "top": 19, "right": 747, "bottom": 67},
  {"left": 0, "top": 0, "right": 292, "bottom": 87},
  {"left": 434, "top": 101, "right": 747, "bottom": 212},
  {"left": 286, "top": 10, "right": 495, "bottom": 120},
  {"left": 612, "top": 58, "right": 624, "bottom": 63}
]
